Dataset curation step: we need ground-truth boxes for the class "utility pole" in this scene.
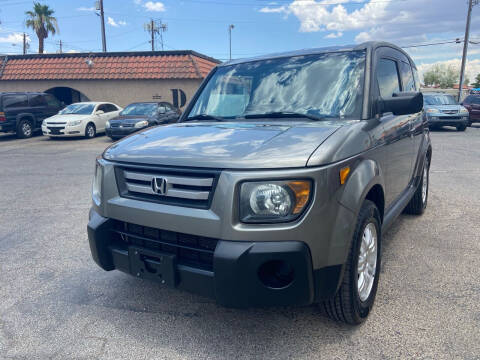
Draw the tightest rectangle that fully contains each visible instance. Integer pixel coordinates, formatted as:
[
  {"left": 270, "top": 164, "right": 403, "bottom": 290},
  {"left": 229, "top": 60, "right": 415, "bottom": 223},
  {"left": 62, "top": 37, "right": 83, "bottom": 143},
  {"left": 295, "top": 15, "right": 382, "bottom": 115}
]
[
  {"left": 144, "top": 19, "right": 167, "bottom": 51},
  {"left": 23, "top": 33, "right": 26, "bottom": 55},
  {"left": 151, "top": 19, "right": 155, "bottom": 51},
  {"left": 58, "top": 40, "right": 62, "bottom": 53},
  {"left": 96, "top": 0, "right": 107, "bottom": 52},
  {"left": 228, "top": 24, "right": 234, "bottom": 60},
  {"left": 458, "top": 0, "right": 479, "bottom": 101}
]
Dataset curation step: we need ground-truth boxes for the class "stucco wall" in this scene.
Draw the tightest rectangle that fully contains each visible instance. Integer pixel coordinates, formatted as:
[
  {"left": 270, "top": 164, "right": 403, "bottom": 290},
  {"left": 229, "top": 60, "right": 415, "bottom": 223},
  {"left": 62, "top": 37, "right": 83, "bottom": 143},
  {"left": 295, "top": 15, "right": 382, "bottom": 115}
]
[{"left": 0, "top": 78, "right": 203, "bottom": 109}]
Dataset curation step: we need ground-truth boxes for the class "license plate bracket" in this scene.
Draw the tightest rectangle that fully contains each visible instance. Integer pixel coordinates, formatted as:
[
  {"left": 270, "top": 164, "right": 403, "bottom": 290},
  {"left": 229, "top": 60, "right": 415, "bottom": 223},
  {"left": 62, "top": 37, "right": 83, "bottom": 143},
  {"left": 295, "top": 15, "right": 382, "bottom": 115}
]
[{"left": 129, "top": 246, "right": 177, "bottom": 286}]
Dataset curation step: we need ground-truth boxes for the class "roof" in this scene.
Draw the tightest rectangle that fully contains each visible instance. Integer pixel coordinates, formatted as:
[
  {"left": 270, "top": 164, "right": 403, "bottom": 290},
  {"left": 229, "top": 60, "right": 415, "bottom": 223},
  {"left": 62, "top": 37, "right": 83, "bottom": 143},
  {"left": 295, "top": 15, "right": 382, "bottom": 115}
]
[
  {"left": 222, "top": 41, "right": 412, "bottom": 67},
  {"left": 0, "top": 50, "right": 220, "bottom": 81}
]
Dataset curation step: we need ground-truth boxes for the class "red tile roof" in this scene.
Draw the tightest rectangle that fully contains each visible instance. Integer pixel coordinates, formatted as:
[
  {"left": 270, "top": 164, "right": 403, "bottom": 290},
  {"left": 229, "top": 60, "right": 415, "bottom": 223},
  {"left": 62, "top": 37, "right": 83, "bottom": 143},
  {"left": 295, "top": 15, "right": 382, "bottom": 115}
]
[{"left": 0, "top": 50, "right": 219, "bottom": 81}]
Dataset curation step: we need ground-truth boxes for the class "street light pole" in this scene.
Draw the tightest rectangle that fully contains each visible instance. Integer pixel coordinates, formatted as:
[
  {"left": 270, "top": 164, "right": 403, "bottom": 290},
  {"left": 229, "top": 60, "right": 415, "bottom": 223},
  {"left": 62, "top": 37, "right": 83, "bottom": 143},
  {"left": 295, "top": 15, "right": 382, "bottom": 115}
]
[
  {"left": 228, "top": 24, "right": 234, "bottom": 60},
  {"left": 458, "top": 0, "right": 478, "bottom": 100}
]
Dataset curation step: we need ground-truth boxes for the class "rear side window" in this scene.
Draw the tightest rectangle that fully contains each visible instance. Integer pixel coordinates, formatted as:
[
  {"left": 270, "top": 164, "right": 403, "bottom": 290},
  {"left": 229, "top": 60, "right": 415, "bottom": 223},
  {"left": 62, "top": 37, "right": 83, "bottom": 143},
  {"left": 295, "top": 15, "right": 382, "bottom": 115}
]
[
  {"left": 412, "top": 67, "right": 421, "bottom": 91},
  {"left": 464, "top": 95, "right": 480, "bottom": 105},
  {"left": 29, "top": 94, "right": 47, "bottom": 107},
  {"left": 377, "top": 59, "right": 400, "bottom": 98},
  {"left": 3, "top": 94, "right": 28, "bottom": 109},
  {"left": 44, "top": 94, "right": 61, "bottom": 107},
  {"left": 102, "top": 104, "right": 118, "bottom": 113},
  {"left": 400, "top": 62, "right": 416, "bottom": 92}
]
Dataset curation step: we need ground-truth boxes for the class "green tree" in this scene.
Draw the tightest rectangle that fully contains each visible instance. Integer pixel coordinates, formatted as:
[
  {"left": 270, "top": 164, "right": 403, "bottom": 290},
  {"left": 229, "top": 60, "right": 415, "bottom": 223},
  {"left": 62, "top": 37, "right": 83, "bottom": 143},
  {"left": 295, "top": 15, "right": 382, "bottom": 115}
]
[
  {"left": 25, "top": 2, "right": 59, "bottom": 54},
  {"left": 423, "top": 68, "right": 440, "bottom": 87},
  {"left": 472, "top": 73, "right": 480, "bottom": 88},
  {"left": 422, "top": 64, "right": 469, "bottom": 88}
]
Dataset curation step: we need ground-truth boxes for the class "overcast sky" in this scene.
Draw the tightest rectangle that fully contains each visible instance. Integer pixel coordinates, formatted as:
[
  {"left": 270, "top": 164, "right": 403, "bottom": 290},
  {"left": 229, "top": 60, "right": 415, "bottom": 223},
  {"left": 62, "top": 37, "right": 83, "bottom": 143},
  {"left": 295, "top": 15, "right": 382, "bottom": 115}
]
[{"left": 0, "top": 0, "right": 479, "bottom": 81}]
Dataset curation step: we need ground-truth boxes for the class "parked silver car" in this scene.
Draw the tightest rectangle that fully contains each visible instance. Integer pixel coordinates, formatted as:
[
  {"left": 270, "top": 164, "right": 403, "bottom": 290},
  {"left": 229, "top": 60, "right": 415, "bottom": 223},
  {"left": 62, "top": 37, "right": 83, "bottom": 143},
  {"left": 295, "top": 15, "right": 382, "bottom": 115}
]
[
  {"left": 88, "top": 41, "right": 431, "bottom": 324},
  {"left": 423, "top": 93, "right": 469, "bottom": 131}
]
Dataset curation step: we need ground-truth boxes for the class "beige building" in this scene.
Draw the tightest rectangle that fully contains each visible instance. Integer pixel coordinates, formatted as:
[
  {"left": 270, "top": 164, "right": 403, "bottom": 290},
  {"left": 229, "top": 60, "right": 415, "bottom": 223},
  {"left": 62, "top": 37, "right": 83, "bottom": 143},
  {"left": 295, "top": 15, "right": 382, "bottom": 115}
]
[{"left": 0, "top": 50, "right": 219, "bottom": 109}]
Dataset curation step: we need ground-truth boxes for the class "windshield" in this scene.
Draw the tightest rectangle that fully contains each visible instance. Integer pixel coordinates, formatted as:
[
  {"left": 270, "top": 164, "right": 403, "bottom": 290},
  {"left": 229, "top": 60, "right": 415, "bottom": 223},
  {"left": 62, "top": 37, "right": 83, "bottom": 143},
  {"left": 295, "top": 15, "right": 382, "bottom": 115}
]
[
  {"left": 120, "top": 103, "right": 157, "bottom": 116},
  {"left": 59, "top": 103, "right": 95, "bottom": 115},
  {"left": 187, "top": 51, "right": 365, "bottom": 120},
  {"left": 424, "top": 94, "right": 458, "bottom": 106}
]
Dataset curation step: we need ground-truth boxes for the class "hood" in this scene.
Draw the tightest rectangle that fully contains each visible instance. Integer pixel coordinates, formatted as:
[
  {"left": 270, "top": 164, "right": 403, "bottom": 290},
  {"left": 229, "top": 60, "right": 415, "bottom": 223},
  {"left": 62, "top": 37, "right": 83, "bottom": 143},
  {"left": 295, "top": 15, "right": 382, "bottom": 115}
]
[
  {"left": 45, "top": 114, "right": 91, "bottom": 123},
  {"left": 425, "top": 104, "right": 463, "bottom": 113},
  {"left": 103, "top": 121, "right": 344, "bottom": 169},
  {"left": 111, "top": 115, "right": 150, "bottom": 123}
]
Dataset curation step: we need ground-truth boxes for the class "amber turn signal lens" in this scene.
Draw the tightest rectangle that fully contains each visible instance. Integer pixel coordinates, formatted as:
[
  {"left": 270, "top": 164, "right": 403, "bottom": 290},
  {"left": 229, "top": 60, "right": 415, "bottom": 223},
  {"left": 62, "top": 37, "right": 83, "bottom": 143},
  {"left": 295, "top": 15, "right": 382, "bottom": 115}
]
[
  {"left": 339, "top": 166, "right": 351, "bottom": 185},
  {"left": 287, "top": 181, "right": 311, "bottom": 214}
]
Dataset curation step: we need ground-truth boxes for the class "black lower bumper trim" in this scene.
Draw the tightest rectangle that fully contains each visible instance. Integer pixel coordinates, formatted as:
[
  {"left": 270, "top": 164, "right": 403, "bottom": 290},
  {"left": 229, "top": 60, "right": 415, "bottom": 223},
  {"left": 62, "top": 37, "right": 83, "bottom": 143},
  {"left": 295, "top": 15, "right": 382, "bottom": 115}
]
[{"left": 87, "top": 210, "right": 343, "bottom": 307}]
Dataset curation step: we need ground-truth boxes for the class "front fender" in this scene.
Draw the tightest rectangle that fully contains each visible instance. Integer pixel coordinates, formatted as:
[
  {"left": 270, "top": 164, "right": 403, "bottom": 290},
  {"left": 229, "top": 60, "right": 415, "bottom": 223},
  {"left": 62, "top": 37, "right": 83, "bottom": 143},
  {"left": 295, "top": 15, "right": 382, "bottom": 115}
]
[{"left": 338, "top": 158, "right": 384, "bottom": 216}]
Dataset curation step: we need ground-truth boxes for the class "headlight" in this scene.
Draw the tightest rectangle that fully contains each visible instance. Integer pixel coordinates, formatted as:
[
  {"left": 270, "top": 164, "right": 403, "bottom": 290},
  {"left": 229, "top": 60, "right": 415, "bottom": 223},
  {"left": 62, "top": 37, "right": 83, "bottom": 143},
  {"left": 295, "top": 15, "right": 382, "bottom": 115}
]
[
  {"left": 92, "top": 161, "right": 103, "bottom": 206},
  {"left": 69, "top": 120, "right": 82, "bottom": 126},
  {"left": 240, "top": 180, "right": 311, "bottom": 223},
  {"left": 425, "top": 108, "right": 437, "bottom": 114},
  {"left": 134, "top": 120, "right": 149, "bottom": 128},
  {"left": 460, "top": 107, "right": 469, "bottom": 113},
  {"left": 106, "top": 120, "right": 111, "bottom": 128},
  {"left": 42, "top": 120, "right": 46, "bottom": 126}
]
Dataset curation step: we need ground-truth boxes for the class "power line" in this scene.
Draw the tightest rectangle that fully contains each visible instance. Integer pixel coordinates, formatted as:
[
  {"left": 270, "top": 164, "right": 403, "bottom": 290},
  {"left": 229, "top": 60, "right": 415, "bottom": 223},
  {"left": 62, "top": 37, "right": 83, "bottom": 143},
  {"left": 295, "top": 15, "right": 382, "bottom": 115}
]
[{"left": 401, "top": 40, "right": 461, "bottom": 49}]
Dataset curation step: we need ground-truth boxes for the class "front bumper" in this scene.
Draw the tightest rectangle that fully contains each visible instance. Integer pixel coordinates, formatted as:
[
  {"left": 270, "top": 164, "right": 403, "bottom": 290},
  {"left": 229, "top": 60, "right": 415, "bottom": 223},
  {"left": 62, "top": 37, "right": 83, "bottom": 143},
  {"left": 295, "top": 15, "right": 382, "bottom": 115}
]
[
  {"left": 42, "top": 124, "right": 83, "bottom": 137},
  {"left": 88, "top": 209, "right": 342, "bottom": 307},
  {"left": 427, "top": 115, "right": 469, "bottom": 127},
  {"left": 106, "top": 126, "right": 144, "bottom": 138}
]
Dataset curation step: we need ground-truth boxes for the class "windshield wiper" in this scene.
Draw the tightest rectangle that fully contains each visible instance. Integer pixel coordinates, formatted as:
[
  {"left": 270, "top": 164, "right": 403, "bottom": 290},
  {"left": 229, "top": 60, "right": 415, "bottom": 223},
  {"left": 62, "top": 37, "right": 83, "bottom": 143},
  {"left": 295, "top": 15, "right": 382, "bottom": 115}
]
[
  {"left": 244, "top": 112, "right": 327, "bottom": 121},
  {"left": 184, "top": 114, "right": 227, "bottom": 122}
]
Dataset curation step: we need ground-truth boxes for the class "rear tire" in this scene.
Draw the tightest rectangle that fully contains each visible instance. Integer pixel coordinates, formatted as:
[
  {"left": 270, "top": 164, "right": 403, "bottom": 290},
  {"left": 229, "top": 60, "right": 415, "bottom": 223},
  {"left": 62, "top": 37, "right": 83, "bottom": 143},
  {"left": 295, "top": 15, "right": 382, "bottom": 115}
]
[
  {"left": 17, "top": 119, "right": 33, "bottom": 139},
  {"left": 456, "top": 124, "right": 467, "bottom": 131},
  {"left": 404, "top": 157, "right": 429, "bottom": 215},
  {"left": 321, "top": 200, "right": 382, "bottom": 325},
  {"left": 85, "top": 123, "right": 96, "bottom": 139}
]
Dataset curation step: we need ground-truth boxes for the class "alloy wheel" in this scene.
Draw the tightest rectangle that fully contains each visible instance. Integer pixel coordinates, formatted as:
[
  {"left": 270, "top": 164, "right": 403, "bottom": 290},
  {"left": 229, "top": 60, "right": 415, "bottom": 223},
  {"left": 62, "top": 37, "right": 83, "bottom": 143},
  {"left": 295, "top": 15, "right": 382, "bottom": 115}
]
[
  {"left": 422, "top": 164, "right": 428, "bottom": 205},
  {"left": 22, "top": 122, "right": 32, "bottom": 137},
  {"left": 357, "top": 222, "right": 378, "bottom": 302}
]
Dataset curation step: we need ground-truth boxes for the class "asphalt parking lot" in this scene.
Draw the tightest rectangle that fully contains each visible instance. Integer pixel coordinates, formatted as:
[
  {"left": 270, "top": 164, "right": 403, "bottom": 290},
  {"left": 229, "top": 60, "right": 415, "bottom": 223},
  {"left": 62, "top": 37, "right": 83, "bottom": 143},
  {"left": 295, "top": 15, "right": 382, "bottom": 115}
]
[{"left": 1, "top": 127, "right": 480, "bottom": 360}]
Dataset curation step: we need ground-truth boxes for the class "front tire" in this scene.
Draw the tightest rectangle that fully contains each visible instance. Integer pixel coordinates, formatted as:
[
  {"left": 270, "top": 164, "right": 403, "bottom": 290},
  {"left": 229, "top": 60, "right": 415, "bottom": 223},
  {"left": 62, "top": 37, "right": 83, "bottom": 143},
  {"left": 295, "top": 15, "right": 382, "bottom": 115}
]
[
  {"left": 17, "top": 119, "right": 33, "bottom": 138},
  {"left": 457, "top": 124, "right": 467, "bottom": 131},
  {"left": 85, "top": 123, "right": 96, "bottom": 139},
  {"left": 321, "top": 200, "right": 382, "bottom": 324}
]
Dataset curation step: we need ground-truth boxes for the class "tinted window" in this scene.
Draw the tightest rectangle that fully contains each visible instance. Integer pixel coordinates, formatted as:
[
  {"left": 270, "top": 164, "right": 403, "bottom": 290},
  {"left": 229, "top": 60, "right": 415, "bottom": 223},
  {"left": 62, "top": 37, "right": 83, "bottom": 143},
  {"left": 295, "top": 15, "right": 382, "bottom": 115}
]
[
  {"left": 120, "top": 103, "right": 157, "bottom": 116},
  {"left": 377, "top": 59, "right": 400, "bottom": 98},
  {"left": 400, "top": 62, "right": 416, "bottom": 92},
  {"left": 3, "top": 94, "right": 28, "bottom": 109},
  {"left": 463, "top": 95, "right": 480, "bottom": 105},
  {"left": 45, "top": 94, "right": 61, "bottom": 107},
  {"left": 413, "top": 67, "right": 421, "bottom": 91},
  {"left": 102, "top": 104, "right": 118, "bottom": 113},
  {"left": 188, "top": 51, "right": 366, "bottom": 119},
  {"left": 29, "top": 94, "right": 47, "bottom": 107}
]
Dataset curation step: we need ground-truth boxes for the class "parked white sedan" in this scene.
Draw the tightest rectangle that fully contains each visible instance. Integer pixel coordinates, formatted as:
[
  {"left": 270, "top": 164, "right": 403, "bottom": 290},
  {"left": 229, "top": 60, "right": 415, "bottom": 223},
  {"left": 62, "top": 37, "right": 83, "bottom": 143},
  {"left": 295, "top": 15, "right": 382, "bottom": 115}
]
[{"left": 42, "top": 102, "right": 122, "bottom": 138}]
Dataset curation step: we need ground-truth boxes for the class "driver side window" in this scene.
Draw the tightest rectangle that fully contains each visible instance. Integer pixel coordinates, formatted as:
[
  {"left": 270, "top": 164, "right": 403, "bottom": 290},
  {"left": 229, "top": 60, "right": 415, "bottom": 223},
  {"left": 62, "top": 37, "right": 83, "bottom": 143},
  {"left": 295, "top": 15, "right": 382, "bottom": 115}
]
[{"left": 377, "top": 58, "right": 401, "bottom": 98}]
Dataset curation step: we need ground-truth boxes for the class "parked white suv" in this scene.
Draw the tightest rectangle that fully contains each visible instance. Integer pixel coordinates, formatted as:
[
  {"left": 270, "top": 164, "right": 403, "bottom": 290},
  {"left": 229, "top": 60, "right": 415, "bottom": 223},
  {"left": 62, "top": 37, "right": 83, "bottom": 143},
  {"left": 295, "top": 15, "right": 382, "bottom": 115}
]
[{"left": 42, "top": 102, "right": 122, "bottom": 138}]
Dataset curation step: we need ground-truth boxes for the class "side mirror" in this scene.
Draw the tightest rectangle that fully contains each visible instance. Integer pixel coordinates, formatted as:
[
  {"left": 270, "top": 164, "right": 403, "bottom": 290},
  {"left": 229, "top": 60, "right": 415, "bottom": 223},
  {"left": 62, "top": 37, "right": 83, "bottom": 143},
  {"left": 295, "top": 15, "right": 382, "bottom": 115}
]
[
  {"left": 378, "top": 92, "right": 423, "bottom": 116},
  {"left": 95, "top": 110, "right": 104, "bottom": 115}
]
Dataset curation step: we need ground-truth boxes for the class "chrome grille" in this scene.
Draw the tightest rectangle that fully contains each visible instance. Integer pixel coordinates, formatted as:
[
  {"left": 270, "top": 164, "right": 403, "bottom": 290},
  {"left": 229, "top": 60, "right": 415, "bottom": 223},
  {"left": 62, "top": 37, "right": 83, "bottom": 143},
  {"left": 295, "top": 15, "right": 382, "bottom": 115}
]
[
  {"left": 441, "top": 109, "right": 458, "bottom": 114},
  {"left": 115, "top": 165, "right": 219, "bottom": 209}
]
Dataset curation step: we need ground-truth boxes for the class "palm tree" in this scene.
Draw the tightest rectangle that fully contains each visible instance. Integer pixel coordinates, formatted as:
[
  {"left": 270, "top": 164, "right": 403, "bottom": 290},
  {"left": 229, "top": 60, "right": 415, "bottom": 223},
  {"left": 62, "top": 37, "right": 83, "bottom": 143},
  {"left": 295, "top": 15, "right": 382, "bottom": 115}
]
[{"left": 25, "top": 2, "right": 59, "bottom": 54}]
